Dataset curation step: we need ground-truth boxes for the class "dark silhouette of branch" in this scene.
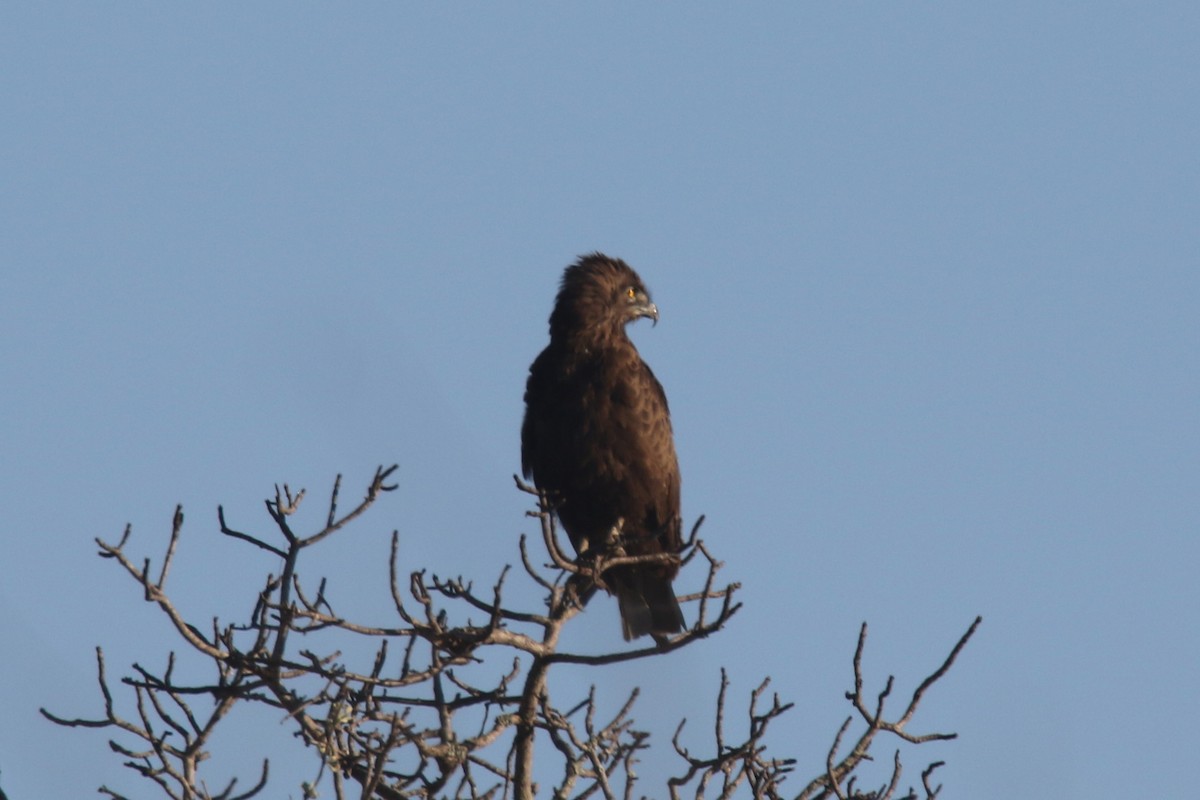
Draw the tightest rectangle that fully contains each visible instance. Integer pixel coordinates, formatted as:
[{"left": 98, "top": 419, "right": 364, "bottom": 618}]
[
  {"left": 795, "top": 617, "right": 982, "bottom": 800},
  {"left": 667, "top": 669, "right": 797, "bottom": 799},
  {"left": 41, "top": 647, "right": 267, "bottom": 800},
  {"left": 45, "top": 465, "right": 977, "bottom": 800}
]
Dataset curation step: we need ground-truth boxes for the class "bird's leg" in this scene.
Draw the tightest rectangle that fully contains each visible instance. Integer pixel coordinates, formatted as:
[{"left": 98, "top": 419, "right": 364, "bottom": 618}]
[
  {"left": 604, "top": 517, "right": 627, "bottom": 556},
  {"left": 564, "top": 572, "right": 598, "bottom": 609},
  {"left": 582, "top": 517, "right": 625, "bottom": 596}
]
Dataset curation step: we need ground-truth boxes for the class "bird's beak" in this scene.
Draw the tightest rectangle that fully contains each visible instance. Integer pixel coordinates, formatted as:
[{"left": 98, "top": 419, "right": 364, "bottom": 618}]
[{"left": 642, "top": 302, "right": 659, "bottom": 326}]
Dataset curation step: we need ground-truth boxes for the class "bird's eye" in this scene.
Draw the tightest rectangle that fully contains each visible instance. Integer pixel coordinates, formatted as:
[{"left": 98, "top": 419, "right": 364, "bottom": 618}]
[{"left": 626, "top": 287, "right": 637, "bottom": 300}]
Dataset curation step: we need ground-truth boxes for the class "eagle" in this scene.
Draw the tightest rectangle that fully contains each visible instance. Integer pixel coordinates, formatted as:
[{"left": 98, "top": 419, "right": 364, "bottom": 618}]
[{"left": 522, "top": 253, "right": 685, "bottom": 641}]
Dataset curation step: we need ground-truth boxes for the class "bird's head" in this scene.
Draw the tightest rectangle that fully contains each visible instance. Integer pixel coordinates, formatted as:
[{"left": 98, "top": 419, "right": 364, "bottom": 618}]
[
  {"left": 618, "top": 281, "right": 659, "bottom": 326},
  {"left": 549, "top": 253, "right": 660, "bottom": 339}
]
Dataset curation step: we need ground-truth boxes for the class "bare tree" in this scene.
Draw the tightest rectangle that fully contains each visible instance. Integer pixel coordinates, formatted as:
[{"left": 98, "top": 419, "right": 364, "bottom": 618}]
[{"left": 43, "top": 466, "right": 980, "bottom": 800}]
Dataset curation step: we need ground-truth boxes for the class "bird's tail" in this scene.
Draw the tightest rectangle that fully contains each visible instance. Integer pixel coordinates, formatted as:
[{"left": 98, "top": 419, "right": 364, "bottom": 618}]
[{"left": 613, "top": 569, "right": 685, "bottom": 642}]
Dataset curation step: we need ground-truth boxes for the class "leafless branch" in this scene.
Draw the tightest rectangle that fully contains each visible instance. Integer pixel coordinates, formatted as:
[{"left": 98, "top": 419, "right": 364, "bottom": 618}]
[
  {"left": 796, "top": 617, "right": 982, "bottom": 800},
  {"left": 49, "top": 465, "right": 976, "bottom": 800}
]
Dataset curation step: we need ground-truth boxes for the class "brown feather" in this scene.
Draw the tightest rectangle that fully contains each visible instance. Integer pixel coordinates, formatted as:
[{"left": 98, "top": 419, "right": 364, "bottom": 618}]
[{"left": 522, "top": 253, "right": 684, "bottom": 640}]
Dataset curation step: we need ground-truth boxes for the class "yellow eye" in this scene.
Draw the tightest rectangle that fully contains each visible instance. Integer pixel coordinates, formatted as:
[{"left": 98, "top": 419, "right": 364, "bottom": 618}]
[{"left": 626, "top": 287, "right": 637, "bottom": 300}]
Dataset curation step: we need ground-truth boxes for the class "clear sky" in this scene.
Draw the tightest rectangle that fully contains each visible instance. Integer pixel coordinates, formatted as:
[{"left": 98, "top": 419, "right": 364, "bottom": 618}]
[{"left": 2, "top": 4, "right": 1197, "bottom": 798}]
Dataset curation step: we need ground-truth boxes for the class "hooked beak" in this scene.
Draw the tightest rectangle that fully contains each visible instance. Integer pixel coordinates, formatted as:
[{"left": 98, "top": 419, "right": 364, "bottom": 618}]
[{"left": 641, "top": 302, "right": 659, "bottom": 326}]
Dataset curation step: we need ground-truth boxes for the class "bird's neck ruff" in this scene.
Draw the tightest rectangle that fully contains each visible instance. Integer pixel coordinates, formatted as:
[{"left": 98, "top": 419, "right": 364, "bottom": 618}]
[{"left": 548, "top": 315, "right": 632, "bottom": 352}]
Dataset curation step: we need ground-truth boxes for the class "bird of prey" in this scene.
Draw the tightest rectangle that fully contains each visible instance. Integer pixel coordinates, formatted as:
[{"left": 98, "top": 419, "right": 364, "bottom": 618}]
[{"left": 521, "top": 253, "right": 685, "bottom": 641}]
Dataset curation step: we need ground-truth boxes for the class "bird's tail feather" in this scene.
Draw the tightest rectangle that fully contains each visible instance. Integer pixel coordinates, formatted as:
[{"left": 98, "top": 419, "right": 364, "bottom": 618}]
[{"left": 614, "top": 571, "right": 684, "bottom": 641}]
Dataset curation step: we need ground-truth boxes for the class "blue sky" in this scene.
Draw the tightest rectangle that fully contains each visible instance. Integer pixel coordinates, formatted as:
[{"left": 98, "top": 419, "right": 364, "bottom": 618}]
[{"left": 2, "top": 4, "right": 1197, "bottom": 797}]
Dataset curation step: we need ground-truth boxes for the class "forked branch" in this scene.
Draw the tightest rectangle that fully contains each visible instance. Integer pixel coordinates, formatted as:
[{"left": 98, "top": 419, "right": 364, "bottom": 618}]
[{"left": 47, "top": 466, "right": 976, "bottom": 800}]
